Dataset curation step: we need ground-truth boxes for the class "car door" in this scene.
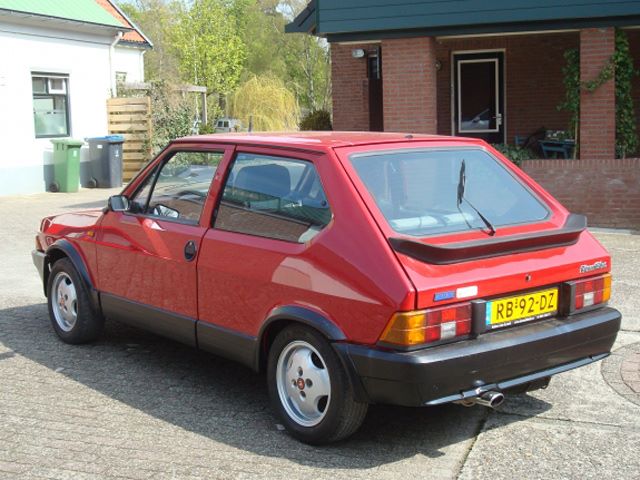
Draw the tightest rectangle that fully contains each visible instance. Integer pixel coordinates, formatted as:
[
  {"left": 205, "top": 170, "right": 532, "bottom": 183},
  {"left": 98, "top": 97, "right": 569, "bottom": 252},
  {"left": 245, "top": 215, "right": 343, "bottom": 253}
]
[
  {"left": 195, "top": 147, "right": 335, "bottom": 365},
  {"left": 96, "top": 146, "right": 230, "bottom": 346}
]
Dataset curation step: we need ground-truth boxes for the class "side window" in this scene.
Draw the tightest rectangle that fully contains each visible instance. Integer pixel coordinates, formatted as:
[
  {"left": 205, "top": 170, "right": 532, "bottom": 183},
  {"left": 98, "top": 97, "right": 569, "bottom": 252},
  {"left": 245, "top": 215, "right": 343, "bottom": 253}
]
[
  {"left": 129, "top": 151, "right": 222, "bottom": 223},
  {"left": 215, "top": 153, "right": 332, "bottom": 243}
]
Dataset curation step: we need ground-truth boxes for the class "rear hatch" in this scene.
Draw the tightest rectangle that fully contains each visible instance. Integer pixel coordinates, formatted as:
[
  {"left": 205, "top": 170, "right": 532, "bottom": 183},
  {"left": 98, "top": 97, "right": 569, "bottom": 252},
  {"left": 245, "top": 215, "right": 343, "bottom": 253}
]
[{"left": 335, "top": 140, "right": 611, "bottom": 324}]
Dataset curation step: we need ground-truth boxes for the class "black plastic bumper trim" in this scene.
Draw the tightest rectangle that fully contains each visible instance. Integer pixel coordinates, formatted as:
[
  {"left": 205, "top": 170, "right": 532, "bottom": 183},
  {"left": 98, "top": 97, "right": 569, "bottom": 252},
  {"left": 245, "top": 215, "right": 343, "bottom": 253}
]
[
  {"left": 335, "top": 306, "right": 620, "bottom": 407},
  {"left": 425, "top": 353, "right": 608, "bottom": 405}
]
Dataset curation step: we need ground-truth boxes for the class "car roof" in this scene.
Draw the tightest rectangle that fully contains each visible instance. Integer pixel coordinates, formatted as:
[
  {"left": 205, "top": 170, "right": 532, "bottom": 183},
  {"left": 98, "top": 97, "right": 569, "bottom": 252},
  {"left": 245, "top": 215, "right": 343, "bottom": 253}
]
[{"left": 175, "top": 131, "right": 485, "bottom": 150}]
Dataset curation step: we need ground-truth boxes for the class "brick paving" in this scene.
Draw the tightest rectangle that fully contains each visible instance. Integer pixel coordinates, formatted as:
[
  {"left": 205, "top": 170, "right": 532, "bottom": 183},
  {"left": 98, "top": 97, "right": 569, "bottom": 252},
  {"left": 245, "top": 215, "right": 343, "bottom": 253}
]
[{"left": 0, "top": 189, "right": 639, "bottom": 480}]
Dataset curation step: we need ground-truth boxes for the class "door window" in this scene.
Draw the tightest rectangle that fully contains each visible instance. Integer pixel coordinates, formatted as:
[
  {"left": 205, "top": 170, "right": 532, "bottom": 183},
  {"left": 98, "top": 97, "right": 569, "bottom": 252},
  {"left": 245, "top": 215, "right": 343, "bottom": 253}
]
[
  {"left": 454, "top": 52, "right": 504, "bottom": 144},
  {"left": 129, "top": 151, "right": 222, "bottom": 224},
  {"left": 214, "top": 153, "right": 332, "bottom": 243}
]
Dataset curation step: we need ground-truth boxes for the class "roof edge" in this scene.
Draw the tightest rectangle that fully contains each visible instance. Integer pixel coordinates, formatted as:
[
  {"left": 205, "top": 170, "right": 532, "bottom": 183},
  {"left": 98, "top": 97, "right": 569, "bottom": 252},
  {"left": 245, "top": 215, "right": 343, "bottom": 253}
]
[
  {"left": 0, "top": 7, "right": 130, "bottom": 31},
  {"left": 285, "top": 0, "right": 316, "bottom": 34},
  {"left": 105, "top": 0, "right": 153, "bottom": 48}
]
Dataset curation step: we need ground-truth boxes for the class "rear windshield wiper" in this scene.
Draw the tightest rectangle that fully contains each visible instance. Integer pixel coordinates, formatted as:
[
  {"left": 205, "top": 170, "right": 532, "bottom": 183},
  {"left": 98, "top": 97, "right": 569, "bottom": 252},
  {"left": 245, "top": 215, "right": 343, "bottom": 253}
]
[{"left": 457, "top": 159, "right": 496, "bottom": 236}]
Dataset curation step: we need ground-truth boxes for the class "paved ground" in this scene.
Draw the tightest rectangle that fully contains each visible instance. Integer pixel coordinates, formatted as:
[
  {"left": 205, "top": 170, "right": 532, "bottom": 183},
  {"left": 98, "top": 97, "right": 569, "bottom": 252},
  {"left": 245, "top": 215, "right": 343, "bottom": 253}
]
[{"left": 0, "top": 189, "right": 639, "bottom": 480}]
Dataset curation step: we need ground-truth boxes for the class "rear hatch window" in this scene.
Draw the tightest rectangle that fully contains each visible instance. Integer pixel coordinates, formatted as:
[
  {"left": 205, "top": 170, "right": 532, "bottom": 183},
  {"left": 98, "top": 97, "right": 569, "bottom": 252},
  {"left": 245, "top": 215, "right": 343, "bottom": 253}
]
[{"left": 350, "top": 148, "right": 549, "bottom": 236}]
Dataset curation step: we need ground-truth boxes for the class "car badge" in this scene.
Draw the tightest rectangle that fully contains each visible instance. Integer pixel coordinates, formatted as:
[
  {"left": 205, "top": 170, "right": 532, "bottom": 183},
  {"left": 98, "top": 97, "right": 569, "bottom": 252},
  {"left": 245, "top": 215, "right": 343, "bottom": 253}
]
[
  {"left": 579, "top": 261, "right": 608, "bottom": 274},
  {"left": 434, "top": 290, "right": 455, "bottom": 302}
]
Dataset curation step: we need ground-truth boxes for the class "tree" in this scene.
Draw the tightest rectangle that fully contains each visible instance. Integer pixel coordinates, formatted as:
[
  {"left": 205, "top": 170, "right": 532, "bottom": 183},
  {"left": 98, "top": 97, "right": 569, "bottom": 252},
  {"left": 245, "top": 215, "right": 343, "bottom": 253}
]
[
  {"left": 172, "top": 0, "right": 246, "bottom": 97},
  {"left": 228, "top": 75, "right": 299, "bottom": 131},
  {"left": 119, "top": 0, "right": 184, "bottom": 82}
]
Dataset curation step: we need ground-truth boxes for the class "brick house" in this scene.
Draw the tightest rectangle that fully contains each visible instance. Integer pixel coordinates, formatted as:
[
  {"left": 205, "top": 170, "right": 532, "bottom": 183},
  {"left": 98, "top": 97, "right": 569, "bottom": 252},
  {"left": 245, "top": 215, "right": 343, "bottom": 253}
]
[{"left": 287, "top": 1, "right": 640, "bottom": 229}]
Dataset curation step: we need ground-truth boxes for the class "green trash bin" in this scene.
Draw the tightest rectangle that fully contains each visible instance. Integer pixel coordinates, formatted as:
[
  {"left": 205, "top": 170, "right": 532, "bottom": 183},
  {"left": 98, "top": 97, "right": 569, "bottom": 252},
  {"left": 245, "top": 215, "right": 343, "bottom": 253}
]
[{"left": 50, "top": 139, "right": 84, "bottom": 192}]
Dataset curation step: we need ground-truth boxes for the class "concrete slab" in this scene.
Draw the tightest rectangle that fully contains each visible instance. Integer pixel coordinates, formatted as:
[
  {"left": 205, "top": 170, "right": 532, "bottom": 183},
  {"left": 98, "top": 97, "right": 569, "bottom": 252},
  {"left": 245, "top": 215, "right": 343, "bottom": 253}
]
[{"left": 459, "top": 413, "right": 640, "bottom": 480}]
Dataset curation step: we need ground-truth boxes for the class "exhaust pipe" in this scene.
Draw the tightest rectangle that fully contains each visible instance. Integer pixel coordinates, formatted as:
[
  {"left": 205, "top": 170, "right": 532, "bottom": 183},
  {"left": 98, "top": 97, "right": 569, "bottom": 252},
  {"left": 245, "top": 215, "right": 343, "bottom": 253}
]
[{"left": 455, "top": 391, "right": 505, "bottom": 409}]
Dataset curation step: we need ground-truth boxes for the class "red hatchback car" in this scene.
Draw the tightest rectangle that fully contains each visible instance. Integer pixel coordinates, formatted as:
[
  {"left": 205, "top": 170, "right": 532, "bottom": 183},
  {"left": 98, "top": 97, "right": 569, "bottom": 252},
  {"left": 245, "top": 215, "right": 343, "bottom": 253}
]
[{"left": 33, "top": 132, "right": 621, "bottom": 444}]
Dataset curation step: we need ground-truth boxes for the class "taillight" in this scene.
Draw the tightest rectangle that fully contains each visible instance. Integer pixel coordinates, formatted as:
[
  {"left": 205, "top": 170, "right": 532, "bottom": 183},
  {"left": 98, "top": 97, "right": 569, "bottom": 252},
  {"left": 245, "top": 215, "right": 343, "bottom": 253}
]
[
  {"left": 380, "top": 303, "right": 471, "bottom": 347},
  {"left": 565, "top": 273, "right": 611, "bottom": 314}
]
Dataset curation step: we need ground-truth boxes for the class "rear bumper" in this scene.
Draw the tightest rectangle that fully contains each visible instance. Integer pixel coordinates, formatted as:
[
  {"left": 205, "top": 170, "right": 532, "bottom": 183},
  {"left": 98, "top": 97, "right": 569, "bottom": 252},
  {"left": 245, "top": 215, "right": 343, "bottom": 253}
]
[{"left": 334, "top": 307, "right": 621, "bottom": 407}]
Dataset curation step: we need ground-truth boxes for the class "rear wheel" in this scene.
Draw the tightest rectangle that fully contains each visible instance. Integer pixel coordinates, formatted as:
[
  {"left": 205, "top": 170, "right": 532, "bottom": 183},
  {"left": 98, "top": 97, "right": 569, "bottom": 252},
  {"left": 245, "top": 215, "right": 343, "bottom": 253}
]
[
  {"left": 47, "top": 258, "right": 103, "bottom": 344},
  {"left": 267, "top": 325, "right": 368, "bottom": 444}
]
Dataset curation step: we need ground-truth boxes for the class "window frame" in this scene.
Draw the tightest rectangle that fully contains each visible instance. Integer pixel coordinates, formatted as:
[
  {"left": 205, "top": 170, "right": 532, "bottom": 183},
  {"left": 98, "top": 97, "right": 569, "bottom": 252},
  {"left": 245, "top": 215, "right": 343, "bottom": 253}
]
[
  {"left": 125, "top": 148, "right": 226, "bottom": 226},
  {"left": 32, "top": 73, "right": 71, "bottom": 139},
  {"left": 212, "top": 150, "right": 334, "bottom": 244}
]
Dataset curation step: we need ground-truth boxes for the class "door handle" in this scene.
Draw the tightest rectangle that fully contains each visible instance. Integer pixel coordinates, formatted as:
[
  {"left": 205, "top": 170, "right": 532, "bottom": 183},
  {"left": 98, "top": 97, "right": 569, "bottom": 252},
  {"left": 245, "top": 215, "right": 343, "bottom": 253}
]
[{"left": 184, "top": 240, "right": 197, "bottom": 262}]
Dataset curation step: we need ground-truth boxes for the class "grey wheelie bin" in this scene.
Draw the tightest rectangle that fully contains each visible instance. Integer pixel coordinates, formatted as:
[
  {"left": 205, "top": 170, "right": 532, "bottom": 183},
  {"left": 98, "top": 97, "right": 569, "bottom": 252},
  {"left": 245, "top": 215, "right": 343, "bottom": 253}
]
[{"left": 86, "top": 135, "right": 125, "bottom": 188}]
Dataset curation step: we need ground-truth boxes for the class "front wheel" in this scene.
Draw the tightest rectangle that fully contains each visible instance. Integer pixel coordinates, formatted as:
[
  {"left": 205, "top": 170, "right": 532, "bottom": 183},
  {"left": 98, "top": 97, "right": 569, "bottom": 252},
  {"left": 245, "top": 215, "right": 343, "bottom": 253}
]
[
  {"left": 47, "top": 258, "right": 104, "bottom": 344},
  {"left": 267, "top": 325, "right": 368, "bottom": 444}
]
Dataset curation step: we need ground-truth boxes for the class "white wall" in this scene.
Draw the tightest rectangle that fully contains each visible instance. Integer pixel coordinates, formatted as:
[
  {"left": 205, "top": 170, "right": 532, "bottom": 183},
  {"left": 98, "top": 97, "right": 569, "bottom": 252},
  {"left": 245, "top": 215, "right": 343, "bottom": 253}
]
[
  {"left": 113, "top": 46, "right": 145, "bottom": 85},
  {"left": 0, "top": 22, "right": 120, "bottom": 194}
]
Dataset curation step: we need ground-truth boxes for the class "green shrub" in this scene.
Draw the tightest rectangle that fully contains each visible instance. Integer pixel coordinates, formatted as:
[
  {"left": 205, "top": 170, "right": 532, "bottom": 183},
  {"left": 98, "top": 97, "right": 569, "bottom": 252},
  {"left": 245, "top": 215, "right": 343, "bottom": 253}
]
[
  {"left": 492, "top": 144, "right": 535, "bottom": 166},
  {"left": 299, "top": 109, "right": 332, "bottom": 131}
]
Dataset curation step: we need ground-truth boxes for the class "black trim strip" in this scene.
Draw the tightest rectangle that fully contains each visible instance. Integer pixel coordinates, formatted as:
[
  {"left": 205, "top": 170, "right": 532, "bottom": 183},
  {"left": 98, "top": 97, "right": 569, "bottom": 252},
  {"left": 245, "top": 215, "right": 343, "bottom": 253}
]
[
  {"left": 389, "top": 213, "right": 587, "bottom": 265},
  {"left": 101, "top": 293, "right": 197, "bottom": 348},
  {"left": 196, "top": 322, "right": 258, "bottom": 370}
]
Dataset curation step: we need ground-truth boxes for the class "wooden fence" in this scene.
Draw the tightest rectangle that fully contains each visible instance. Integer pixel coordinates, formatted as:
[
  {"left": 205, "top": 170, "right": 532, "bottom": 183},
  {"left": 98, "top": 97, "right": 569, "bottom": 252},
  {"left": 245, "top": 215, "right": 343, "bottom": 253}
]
[{"left": 107, "top": 97, "right": 152, "bottom": 182}]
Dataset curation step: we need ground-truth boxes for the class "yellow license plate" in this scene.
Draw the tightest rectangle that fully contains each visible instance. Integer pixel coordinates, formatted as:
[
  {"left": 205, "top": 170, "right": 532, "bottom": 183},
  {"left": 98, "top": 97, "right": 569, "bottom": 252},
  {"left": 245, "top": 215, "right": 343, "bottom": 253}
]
[{"left": 486, "top": 288, "right": 558, "bottom": 329}]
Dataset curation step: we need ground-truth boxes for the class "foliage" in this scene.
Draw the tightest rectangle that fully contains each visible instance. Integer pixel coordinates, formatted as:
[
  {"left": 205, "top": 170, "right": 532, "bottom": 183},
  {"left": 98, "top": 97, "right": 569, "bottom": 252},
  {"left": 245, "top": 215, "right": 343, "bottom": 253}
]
[
  {"left": 299, "top": 109, "right": 332, "bottom": 130},
  {"left": 557, "top": 48, "right": 580, "bottom": 154},
  {"left": 493, "top": 144, "right": 535, "bottom": 166},
  {"left": 557, "top": 29, "right": 638, "bottom": 158},
  {"left": 119, "top": 0, "right": 331, "bottom": 121},
  {"left": 228, "top": 75, "right": 299, "bottom": 131},
  {"left": 613, "top": 30, "right": 639, "bottom": 158},
  {"left": 172, "top": 0, "right": 246, "bottom": 97},
  {"left": 236, "top": 0, "right": 331, "bottom": 112},
  {"left": 120, "top": 1, "right": 184, "bottom": 82},
  {"left": 147, "top": 81, "right": 196, "bottom": 154}
]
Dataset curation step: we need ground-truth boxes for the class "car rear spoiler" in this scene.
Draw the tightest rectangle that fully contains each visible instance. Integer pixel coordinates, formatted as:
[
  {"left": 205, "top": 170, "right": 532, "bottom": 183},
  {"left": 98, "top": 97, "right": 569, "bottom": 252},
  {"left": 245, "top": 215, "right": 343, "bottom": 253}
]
[{"left": 389, "top": 214, "right": 587, "bottom": 265}]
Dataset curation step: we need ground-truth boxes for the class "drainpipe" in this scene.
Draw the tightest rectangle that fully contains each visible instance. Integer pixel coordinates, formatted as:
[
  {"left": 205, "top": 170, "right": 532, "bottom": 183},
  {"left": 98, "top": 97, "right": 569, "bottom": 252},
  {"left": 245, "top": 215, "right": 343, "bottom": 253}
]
[
  {"left": 140, "top": 50, "right": 146, "bottom": 82},
  {"left": 109, "top": 31, "right": 124, "bottom": 97}
]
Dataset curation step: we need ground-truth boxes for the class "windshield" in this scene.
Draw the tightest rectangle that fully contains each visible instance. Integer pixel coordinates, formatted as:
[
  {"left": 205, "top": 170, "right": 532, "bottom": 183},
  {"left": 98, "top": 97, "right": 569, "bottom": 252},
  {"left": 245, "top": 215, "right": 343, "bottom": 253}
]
[{"left": 350, "top": 148, "right": 549, "bottom": 236}]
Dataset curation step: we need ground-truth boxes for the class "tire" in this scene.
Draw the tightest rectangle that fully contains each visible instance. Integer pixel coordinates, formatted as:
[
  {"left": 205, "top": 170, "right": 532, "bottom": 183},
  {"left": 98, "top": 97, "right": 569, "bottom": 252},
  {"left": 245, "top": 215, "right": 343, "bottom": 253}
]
[
  {"left": 47, "top": 257, "right": 104, "bottom": 344},
  {"left": 267, "top": 325, "right": 368, "bottom": 444}
]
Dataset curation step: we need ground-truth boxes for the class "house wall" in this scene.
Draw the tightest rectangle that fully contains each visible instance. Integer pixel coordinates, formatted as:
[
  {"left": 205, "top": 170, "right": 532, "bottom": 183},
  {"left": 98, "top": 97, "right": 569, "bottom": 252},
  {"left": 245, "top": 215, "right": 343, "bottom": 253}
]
[
  {"left": 382, "top": 37, "right": 438, "bottom": 133},
  {"left": 330, "top": 43, "right": 371, "bottom": 131},
  {"left": 0, "top": 23, "right": 116, "bottom": 195},
  {"left": 435, "top": 32, "right": 578, "bottom": 142},
  {"left": 521, "top": 158, "right": 640, "bottom": 229},
  {"left": 113, "top": 47, "right": 145, "bottom": 85}
]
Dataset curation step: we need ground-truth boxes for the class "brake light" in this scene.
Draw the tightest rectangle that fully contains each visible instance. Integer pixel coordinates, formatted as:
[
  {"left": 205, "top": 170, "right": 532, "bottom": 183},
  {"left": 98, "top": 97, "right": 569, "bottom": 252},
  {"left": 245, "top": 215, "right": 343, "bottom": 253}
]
[
  {"left": 380, "top": 303, "right": 471, "bottom": 347},
  {"left": 570, "top": 273, "right": 611, "bottom": 312}
]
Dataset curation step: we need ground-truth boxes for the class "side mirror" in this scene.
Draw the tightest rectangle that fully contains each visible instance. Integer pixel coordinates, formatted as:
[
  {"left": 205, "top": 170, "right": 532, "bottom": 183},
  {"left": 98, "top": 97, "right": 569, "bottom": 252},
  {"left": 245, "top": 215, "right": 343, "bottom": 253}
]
[{"left": 108, "top": 195, "right": 129, "bottom": 212}]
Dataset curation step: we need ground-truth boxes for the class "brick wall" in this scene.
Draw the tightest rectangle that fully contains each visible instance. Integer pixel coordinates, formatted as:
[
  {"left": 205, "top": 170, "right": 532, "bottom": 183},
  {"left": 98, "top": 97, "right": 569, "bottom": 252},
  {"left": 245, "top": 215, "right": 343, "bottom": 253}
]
[
  {"left": 580, "top": 28, "right": 616, "bottom": 160},
  {"left": 521, "top": 158, "right": 640, "bottom": 229},
  {"left": 382, "top": 37, "right": 438, "bottom": 133},
  {"left": 435, "top": 32, "right": 577, "bottom": 142},
  {"left": 330, "top": 43, "right": 370, "bottom": 131}
]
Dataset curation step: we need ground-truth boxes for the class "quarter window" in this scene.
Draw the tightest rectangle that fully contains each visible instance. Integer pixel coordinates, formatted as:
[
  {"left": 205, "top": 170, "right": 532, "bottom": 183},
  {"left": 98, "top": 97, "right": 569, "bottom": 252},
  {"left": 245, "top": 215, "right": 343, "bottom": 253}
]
[
  {"left": 130, "top": 151, "right": 222, "bottom": 223},
  {"left": 32, "top": 74, "right": 70, "bottom": 138},
  {"left": 215, "top": 154, "right": 332, "bottom": 243}
]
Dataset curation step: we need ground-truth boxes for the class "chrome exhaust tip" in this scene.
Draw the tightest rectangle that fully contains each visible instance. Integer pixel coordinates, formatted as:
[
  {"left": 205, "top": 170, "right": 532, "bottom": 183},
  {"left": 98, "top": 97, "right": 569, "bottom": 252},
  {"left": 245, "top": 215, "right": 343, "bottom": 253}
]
[
  {"left": 455, "top": 390, "right": 505, "bottom": 409},
  {"left": 474, "top": 391, "right": 504, "bottom": 408}
]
